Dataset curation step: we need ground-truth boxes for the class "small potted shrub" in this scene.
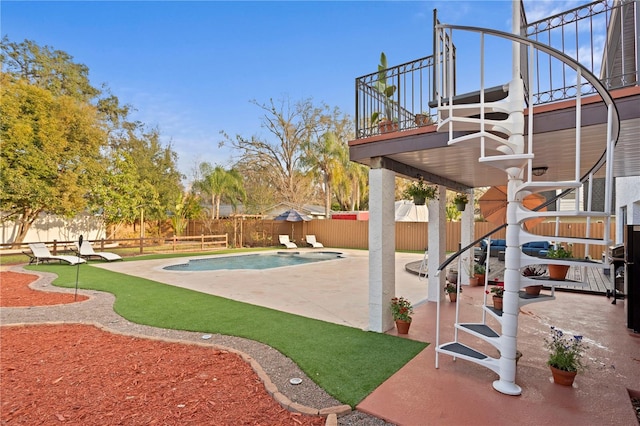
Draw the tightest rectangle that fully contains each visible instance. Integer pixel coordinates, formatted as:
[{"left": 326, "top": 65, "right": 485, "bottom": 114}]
[
  {"left": 544, "top": 326, "right": 588, "bottom": 386},
  {"left": 371, "top": 52, "right": 398, "bottom": 133},
  {"left": 522, "top": 265, "right": 546, "bottom": 295},
  {"left": 444, "top": 282, "right": 462, "bottom": 302},
  {"left": 453, "top": 193, "right": 469, "bottom": 211},
  {"left": 546, "top": 244, "right": 573, "bottom": 280},
  {"left": 414, "top": 112, "right": 433, "bottom": 127},
  {"left": 403, "top": 177, "right": 437, "bottom": 205},
  {"left": 390, "top": 296, "right": 413, "bottom": 334},
  {"left": 487, "top": 286, "right": 504, "bottom": 310},
  {"left": 474, "top": 263, "right": 486, "bottom": 284}
]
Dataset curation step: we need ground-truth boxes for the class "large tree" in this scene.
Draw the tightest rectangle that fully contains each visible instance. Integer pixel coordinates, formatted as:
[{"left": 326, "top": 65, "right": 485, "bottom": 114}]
[
  {"left": 221, "top": 97, "right": 328, "bottom": 207},
  {"left": 0, "top": 73, "right": 105, "bottom": 244}
]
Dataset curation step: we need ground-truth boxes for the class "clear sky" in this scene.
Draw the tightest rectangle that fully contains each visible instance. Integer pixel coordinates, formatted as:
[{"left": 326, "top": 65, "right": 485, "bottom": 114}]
[{"left": 2, "top": 0, "right": 590, "bottom": 182}]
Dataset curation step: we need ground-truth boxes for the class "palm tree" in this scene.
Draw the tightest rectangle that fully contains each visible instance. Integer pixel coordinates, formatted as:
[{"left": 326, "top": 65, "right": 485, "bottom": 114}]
[
  {"left": 301, "top": 131, "right": 345, "bottom": 216},
  {"left": 193, "top": 163, "right": 246, "bottom": 219}
]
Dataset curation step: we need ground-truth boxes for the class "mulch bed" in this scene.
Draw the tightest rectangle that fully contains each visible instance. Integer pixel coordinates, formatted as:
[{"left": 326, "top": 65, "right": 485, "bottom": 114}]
[{"left": 0, "top": 271, "right": 325, "bottom": 425}]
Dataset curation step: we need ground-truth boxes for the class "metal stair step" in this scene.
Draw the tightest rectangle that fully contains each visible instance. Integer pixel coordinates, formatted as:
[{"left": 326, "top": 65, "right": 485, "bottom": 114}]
[
  {"left": 478, "top": 153, "right": 533, "bottom": 171},
  {"left": 438, "top": 342, "right": 488, "bottom": 359},
  {"left": 515, "top": 181, "right": 582, "bottom": 194},
  {"left": 428, "top": 84, "right": 508, "bottom": 107},
  {"left": 458, "top": 323, "right": 500, "bottom": 338}
]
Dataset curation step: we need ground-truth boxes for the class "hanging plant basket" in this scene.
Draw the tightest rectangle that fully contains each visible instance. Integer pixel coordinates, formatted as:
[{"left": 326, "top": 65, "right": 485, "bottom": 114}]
[
  {"left": 455, "top": 202, "right": 466, "bottom": 211},
  {"left": 413, "top": 196, "right": 426, "bottom": 205}
]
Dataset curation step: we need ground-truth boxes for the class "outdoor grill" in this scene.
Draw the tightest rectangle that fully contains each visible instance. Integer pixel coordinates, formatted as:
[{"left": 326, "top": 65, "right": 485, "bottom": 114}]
[{"left": 606, "top": 244, "right": 625, "bottom": 304}]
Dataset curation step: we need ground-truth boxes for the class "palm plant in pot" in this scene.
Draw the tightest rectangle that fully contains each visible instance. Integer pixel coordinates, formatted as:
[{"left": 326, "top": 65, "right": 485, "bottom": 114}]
[
  {"left": 544, "top": 326, "right": 588, "bottom": 386},
  {"left": 546, "top": 244, "right": 573, "bottom": 280},
  {"left": 390, "top": 296, "right": 413, "bottom": 334},
  {"left": 403, "top": 177, "right": 437, "bottom": 206},
  {"left": 370, "top": 52, "right": 398, "bottom": 133}
]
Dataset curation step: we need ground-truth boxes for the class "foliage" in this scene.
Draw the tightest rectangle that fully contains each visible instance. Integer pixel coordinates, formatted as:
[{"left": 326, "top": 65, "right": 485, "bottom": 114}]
[
  {"left": 192, "top": 163, "right": 246, "bottom": 219},
  {"left": 402, "top": 177, "right": 437, "bottom": 201},
  {"left": 522, "top": 265, "right": 546, "bottom": 276},
  {"left": 371, "top": 52, "right": 397, "bottom": 124},
  {"left": 453, "top": 192, "right": 468, "bottom": 205},
  {"left": 547, "top": 244, "right": 573, "bottom": 258},
  {"left": 444, "top": 282, "right": 462, "bottom": 294},
  {"left": 488, "top": 286, "right": 504, "bottom": 297},
  {"left": 474, "top": 263, "right": 486, "bottom": 275},
  {"left": 390, "top": 296, "right": 413, "bottom": 321},
  {"left": 544, "top": 326, "right": 588, "bottom": 372},
  {"left": 29, "top": 262, "right": 428, "bottom": 407}
]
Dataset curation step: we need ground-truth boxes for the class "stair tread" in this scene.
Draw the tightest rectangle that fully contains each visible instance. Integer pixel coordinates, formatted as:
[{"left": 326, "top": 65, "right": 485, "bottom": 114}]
[
  {"left": 439, "top": 342, "right": 488, "bottom": 360},
  {"left": 459, "top": 323, "right": 500, "bottom": 338},
  {"left": 428, "top": 84, "right": 508, "bottom": 107}
]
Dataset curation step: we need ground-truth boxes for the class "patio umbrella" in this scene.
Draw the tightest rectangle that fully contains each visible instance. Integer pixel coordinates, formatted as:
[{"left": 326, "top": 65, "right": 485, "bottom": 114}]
[
  {"left": 479, "top": 186, "right": 547, "bottom": 231},
  {"left": 274, "top": 209, "right": 312, "bottom": 239}
]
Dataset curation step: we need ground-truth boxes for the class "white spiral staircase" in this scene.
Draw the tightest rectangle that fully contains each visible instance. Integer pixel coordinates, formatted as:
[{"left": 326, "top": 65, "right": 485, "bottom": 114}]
[{"left": 433, "top": 18, "right": 619, "bottom": 395}]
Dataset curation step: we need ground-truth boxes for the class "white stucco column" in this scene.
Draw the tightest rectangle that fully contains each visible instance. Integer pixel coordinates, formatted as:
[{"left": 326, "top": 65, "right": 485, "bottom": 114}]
[
  {"left": 368, "top": 166, "right": 396, "bottom": 332},
  {"left": 427, "top": 185, "right": 447, "bottom": 302},
  {"left": 460, "top": 189, "right": 475, "bottom": 285}
]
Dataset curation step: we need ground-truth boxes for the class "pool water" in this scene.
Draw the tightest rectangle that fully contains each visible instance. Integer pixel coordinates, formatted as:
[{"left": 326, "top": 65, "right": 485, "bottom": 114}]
[{"left": 163, "top": 251, "right": 344, "bottom": 271}]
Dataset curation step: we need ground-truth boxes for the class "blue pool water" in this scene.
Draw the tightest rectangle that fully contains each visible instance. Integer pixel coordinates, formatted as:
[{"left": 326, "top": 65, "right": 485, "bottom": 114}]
[{"left": 163, "top": 251, "right": 344, "bottom": 271}]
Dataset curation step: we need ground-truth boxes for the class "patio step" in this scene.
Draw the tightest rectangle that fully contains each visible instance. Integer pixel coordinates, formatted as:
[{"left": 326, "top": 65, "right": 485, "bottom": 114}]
[{"left": 436, "top": 342, "right": 501, "bottom": 374}]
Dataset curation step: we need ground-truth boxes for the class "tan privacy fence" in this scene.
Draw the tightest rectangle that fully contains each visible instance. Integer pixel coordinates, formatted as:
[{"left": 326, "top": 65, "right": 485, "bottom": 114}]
[{"left": 186, "top": 219, "right": 614, "bottom": 259}]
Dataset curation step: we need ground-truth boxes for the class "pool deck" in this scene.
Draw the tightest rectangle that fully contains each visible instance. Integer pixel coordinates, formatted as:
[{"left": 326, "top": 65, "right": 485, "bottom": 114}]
[{"left": 96, "top": 249, "right": 639, "bottom": 425}]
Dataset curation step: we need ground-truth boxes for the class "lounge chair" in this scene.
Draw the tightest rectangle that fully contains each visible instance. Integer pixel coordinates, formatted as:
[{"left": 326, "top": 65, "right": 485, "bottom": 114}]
[
  {"left": 305, "top": 235, "right": 324, "bottom": 248},
  {"left": 279, "top": 235, "right": 297, "bottom": 249},
  {"left": 24, "top": 243, "right": 86, "bottom": 265},
  {"left": 75, "top": 241, "right": 122, "bottom": 262}
]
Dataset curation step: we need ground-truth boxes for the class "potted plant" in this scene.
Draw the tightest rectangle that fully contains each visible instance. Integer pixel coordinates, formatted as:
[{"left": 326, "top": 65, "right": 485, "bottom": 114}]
[
  {"left": 370, "top": 52, "right": 398, "bottom": 133},
  {"left": 522, "top": 265, "right": 546, "bottom": 295},
  {"left": 446, "top": 268, "right": 458, "bottom": 284},
  {"left": 474, "top": 263, "right": 486, "bottom": 284},
  {"left": 414, "top": 112, "right": 433, "bottom": 127},
  {"left": 390, "top": 296, "right": 413, "bottom": 334},
  {"left": 546, "top": 244, "right": 573, "bottom": 280},
  {"left": 488, "top": 286, "right": 504, "bottom": 310},
  {"left": 453, "top": 192, "right": 469, "bottom": 211},
  {"left": 544, "top": 326, "right": 588, "bottom": 386},
  {"left": 444, "top": 282, "right": 462, "bottom": 302},
  {"left": 403, "top": 177, "right": 437, "bottom": 205}
]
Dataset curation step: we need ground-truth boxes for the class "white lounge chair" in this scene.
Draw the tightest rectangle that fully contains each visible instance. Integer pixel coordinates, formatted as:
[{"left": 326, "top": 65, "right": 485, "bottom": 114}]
[
  {"left": 24, "top": 243, "right": 86, "bottom": 265},
  {"left": 75, "top": 241, "right": 122, "bottom": 262},
  {"left": 279, "top": 235, "right": 297, "bottom": 249},
  {"left": 305, "top": 235, "right": 324, "bottom": 248}
]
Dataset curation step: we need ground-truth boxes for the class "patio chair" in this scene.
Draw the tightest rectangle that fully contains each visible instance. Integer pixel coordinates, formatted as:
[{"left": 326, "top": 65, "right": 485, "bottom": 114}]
[
  {"left": 305, "top": 235, "right": 324, "bottom": 248},
  {"left": 278, "top": 235, "right": 297, "bottom": 249},
  {"left": 24, "top": 243, "right": 86, "bottom": 266},
  {"left": 75, "top": 241, "right": 122, "bottom": 262}
]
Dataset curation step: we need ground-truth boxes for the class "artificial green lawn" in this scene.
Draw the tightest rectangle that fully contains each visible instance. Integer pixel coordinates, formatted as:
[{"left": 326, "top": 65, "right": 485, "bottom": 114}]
[{"left": 27, "top": 260, "right": 428, "bottom": 407}]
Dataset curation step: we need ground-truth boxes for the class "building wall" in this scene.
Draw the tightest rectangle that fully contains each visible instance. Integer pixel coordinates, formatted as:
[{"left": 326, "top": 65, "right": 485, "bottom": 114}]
[{"left": 1, "top": 213, "right": 106, "bottom": 245}]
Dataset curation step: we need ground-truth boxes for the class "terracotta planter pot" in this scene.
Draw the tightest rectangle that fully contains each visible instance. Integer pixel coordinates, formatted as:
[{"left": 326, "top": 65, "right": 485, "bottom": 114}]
[
  {"left": 493, "top": 296, "right": 503, "bottom": 311},
  {"left": 414, "top": 114, "right": 431, "bottom": 127},
  {"left": 548, "top": 264, "right": 570, "bottom": 280},
  {"left": 448, "top": 293, "right": 457, "bottom": 303},
  {"left": 468, "top": 277, "right": 480, "bottom": 286},
  {"left": 525, "top": 285, "right": 543, "bottom": 296},
  {"left": 395, "top": 319, "right": 411, "bottom": 334},
  {"left": 550, "top": 366, "right": 577, "bottom": 386},
  {"left": 379, "top": 120, "right": 399, "bottom": 134}
]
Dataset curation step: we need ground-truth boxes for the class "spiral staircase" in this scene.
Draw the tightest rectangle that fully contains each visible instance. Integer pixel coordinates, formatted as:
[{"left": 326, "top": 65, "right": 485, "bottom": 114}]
[{"left": 432, "top": 19, "right": 620, "bottom": 395}]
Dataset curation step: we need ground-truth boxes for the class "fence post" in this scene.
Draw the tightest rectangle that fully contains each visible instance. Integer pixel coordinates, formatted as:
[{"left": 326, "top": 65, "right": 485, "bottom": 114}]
[
  {"left": 201, "top": 234, "right": 204, "bottom": 250},
  {"left": 139, "top": 237, "right": 143, "bottom": 255},
  {"left": 173, "top": 236, "right": 177, "bottom": 252},
  {"left": 53, "top": 240, "right": 58, "bottom": 255}
]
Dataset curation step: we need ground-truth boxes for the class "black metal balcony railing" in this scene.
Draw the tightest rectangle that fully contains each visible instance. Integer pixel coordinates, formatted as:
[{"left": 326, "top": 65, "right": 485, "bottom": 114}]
[
  {"left": 355, "top": 0, "right": 638, "bottom": 139},
  {"left": 355, "top": 55, "right": 437, "bottom": 139}
]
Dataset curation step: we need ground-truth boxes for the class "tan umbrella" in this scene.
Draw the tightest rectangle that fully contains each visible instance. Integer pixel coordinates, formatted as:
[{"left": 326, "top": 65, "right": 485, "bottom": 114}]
[{"left": 479, "top": 186, "right": 547, "bottom": 230}]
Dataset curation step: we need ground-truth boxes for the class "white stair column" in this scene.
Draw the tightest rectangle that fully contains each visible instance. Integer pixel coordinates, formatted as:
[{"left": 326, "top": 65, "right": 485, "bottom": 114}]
[
  {"left": 427, "top": 185, "right": 447, "bottom": 302},
  {"left": 493, "top": 180, "right": 523, "bottom": 396},
  {"left": 368, "top": 164, "right": 396, "bottom": 332}
]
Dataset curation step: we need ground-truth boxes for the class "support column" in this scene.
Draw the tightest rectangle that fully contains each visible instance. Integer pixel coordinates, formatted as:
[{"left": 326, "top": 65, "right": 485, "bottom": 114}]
[
  {"left": 460, "top": 190, "right": 475, "bottom": 285},
  {"left": 368, "top": 164, "right": 396, "bottom": 332},
  {"left": 427, "top": 185, "right": 447, "bottom": 302}
]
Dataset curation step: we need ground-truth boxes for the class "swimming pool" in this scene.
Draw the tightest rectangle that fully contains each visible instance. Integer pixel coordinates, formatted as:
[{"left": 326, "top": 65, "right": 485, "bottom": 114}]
[{"left": 163, "top": 251, "right": 344, "bottom": 271}]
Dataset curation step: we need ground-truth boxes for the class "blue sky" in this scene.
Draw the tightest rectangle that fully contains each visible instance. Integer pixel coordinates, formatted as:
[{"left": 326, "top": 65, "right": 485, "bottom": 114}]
[{"left": 2, "top": 0, "right": 591, "bottom": 182}]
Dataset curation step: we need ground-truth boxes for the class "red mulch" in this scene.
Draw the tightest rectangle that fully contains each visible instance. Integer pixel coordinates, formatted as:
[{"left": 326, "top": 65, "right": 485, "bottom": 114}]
[
  {"left": 0, "top": 271, "right": 89, "bottom": 306},
  {"left": 0, "top": 272, "right": 325, "bottom": 425}
]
